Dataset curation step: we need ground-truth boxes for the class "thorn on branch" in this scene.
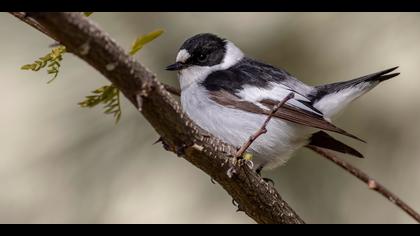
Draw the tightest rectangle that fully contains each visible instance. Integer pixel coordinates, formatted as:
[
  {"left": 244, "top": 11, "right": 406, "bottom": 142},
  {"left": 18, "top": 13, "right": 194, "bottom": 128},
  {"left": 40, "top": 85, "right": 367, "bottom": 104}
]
[
  {"left": 156, "top": 137, "right": 171, "bottom": 152},
  {"left": 153, "top": 137, "right": 163, "bottom": 145}
]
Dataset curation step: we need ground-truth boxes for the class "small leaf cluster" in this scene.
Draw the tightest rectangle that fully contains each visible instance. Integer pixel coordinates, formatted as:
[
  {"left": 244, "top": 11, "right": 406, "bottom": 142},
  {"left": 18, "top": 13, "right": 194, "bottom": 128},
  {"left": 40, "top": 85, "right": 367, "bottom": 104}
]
[
  {"left": 21, "top": 46, "right": 66, "bottom": 83},
  {"left": 79, "top": 85, "right": 122, "bottom": 123},
  {"left": 20, "top": 12, "right": 163, "bottom": 123}
]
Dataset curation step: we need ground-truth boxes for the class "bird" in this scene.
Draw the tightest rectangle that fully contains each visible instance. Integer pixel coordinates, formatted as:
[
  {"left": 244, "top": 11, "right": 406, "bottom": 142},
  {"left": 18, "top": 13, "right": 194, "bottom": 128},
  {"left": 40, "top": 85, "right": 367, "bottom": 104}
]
[{"left": 166, "top": 33, "right": 399, "bottom": 174}]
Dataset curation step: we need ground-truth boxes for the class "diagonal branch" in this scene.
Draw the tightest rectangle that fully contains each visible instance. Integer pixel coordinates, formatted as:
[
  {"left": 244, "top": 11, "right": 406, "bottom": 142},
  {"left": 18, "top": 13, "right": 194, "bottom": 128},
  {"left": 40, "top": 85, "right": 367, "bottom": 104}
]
[
  {"left": 15, "top": 12, "right": 419, "bottom": 224},
  {"left": 307, "top": 145, "right": 420, "bottom": 223},
  {"left": 12, "top": 12, "right": 304, "bottom": 224}
]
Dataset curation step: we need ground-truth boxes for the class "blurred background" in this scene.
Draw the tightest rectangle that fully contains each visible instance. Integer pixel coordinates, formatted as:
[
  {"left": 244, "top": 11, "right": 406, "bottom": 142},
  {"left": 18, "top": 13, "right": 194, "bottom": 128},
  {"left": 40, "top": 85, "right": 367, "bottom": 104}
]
[{"left": 1, "top": 12, "right": 420, "bottom": 223}]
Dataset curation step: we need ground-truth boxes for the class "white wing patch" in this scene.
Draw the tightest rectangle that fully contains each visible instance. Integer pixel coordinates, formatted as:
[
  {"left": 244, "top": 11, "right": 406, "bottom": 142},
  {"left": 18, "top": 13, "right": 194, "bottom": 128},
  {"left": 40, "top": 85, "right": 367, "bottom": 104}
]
[{"left": 237, "top": 82, "right": 323, "bottom": 116}]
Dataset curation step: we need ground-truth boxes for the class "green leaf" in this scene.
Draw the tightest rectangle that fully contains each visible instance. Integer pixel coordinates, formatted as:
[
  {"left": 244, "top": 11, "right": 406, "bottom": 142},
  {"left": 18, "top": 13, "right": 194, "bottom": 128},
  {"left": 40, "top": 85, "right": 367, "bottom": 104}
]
[
  {"left": 20, "top": 46, "right": 66, "bottom": 83},
  {"left": 79, "top": 84, "right": 122, "bottom": 123},
  {"left": 129, "top": 29, "right": 164, "bottom": 56},
  {"left": 21, "top": 64, "right": 35, "bottom": 70},
  {"left": 84, "top": 12, "right": 93, "bottom": 17}
]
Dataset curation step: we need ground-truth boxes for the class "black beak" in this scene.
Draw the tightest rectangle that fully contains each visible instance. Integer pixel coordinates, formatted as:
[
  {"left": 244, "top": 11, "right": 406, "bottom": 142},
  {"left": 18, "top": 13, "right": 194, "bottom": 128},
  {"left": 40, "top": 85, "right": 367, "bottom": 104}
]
[{"left": 166, "top": 62, "right": 187, "bottom": 71}]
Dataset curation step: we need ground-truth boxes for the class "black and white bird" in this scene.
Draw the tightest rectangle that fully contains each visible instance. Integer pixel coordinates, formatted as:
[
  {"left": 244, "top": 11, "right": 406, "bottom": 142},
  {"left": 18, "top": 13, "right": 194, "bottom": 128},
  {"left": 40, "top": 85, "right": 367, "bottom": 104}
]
[{"left": 166, "top": 33, "right": 399, "bottom": 173}]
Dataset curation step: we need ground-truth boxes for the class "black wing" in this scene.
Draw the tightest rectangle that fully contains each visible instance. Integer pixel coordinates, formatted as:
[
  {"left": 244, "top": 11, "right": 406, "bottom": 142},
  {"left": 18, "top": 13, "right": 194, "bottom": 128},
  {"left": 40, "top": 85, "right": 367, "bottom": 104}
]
[{"left": 202, "top": 57, "right": 323, "bottom": 117}]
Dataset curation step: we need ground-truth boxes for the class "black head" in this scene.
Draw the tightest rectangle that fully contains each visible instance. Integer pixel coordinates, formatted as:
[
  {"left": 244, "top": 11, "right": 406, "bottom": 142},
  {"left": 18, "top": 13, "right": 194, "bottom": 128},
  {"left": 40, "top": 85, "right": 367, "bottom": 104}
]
[{"left": 166, "top": 33, "right": 227, "bottom": 71}]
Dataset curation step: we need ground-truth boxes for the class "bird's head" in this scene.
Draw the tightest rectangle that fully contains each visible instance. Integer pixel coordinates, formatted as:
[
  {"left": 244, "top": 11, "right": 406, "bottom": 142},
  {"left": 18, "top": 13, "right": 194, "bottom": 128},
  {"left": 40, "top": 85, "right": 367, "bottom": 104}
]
[{"left": 166, "top": 33, "right": 244, "bottom": 89}]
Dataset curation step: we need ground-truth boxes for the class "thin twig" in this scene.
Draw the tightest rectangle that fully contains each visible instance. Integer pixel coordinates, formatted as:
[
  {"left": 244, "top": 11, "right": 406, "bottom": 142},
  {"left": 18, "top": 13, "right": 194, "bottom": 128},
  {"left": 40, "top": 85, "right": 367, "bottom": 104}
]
[
  {"left": 307, "top": 145, "right": 420, "bottom": 223},
  {"left": 235, "top": 93, "right": 295, "bottom": 158}
]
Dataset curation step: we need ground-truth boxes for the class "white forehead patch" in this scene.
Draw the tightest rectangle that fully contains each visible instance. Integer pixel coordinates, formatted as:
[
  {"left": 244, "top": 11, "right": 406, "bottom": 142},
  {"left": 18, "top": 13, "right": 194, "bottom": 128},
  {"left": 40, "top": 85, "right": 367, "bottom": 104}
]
[{"left": 176, "top": 49, "right": 191, "bottom": 63}]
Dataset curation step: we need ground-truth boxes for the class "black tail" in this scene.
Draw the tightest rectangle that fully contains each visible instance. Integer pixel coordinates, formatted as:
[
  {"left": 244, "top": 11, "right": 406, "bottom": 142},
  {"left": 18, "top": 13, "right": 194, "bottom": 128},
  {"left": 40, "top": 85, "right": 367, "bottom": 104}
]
[
  {"left": 307, "top": 131, "right": 364, "bottom": 158},
  {"left": 309, "top": 67, "right": 400, "bottom": 118},
  {"left": 311, "top": 66, "right": 400, "bottom": 103}
]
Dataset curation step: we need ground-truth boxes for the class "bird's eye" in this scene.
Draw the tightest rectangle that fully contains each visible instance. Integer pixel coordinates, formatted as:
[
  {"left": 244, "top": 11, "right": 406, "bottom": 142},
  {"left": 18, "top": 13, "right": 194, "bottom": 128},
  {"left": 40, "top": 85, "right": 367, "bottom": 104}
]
[{"left": 197, "top": 54, "right": 207, "bottom": 62}]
